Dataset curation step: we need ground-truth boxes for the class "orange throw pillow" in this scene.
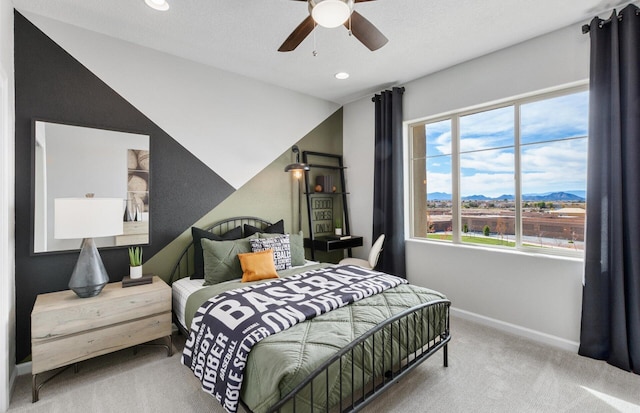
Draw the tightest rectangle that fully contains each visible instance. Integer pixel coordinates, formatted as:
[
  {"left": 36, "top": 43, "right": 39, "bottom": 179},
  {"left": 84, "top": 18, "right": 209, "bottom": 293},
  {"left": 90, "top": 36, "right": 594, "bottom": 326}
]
[{"left": 238, "top": 249, "right": 279, "bottom": 282}]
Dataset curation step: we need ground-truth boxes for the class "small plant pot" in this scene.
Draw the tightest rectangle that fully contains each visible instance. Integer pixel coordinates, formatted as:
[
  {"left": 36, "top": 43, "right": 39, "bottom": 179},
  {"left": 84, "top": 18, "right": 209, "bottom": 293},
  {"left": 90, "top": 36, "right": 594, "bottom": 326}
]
[
  {"left": 130, "top": 265, "right": 143, "bottom": 279},
  {"left": 335, "top": 228, "right": 342, "bottom": 236}
]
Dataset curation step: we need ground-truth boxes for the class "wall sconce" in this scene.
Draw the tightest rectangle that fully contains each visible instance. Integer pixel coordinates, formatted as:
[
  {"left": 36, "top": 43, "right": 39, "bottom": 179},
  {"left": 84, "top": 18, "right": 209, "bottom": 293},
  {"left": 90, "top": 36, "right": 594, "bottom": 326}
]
[
  {"left": 284, "top": 145, "right": 310, "bottom": 232},
  {"left": 284, "top": 145, "right": 310, "bottom": 176},
  {"left": 55, "top": 195, "right": 124, "bottom": 298}
]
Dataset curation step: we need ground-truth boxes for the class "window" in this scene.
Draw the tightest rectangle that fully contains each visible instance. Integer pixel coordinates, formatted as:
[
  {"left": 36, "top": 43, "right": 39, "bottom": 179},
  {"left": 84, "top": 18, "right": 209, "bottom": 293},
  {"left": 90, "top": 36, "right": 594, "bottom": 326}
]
[{"left": 410, "top": 87, "right": 588, "bottom": 256}]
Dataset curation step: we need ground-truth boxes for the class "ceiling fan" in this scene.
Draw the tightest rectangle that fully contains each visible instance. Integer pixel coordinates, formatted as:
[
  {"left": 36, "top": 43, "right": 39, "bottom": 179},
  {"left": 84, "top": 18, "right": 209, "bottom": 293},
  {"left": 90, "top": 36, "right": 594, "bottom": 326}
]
[{"left": 278, "top": 0, "right": 388, "bottom": 52}]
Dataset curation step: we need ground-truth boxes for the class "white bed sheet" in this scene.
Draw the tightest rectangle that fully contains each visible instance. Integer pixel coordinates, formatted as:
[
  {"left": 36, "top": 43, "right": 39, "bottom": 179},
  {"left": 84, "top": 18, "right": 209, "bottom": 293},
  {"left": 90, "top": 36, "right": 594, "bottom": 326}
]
[{"left": 172, "top": 277, "right": 205, "bottom": 331}]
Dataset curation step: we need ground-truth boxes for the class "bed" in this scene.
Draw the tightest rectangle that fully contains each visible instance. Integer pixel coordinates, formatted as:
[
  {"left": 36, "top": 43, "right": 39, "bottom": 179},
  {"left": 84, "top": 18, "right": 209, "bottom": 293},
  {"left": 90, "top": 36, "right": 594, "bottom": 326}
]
[{"left": 170, "top": 217, "right": 450, "bottom": 413}]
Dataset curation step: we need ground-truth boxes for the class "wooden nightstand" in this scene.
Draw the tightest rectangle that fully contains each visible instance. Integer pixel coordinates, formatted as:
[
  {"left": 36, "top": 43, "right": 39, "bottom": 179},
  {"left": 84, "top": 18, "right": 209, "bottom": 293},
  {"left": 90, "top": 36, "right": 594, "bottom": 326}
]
[{"left": 30, "top": 276, "right": 172, "bottom": 402}]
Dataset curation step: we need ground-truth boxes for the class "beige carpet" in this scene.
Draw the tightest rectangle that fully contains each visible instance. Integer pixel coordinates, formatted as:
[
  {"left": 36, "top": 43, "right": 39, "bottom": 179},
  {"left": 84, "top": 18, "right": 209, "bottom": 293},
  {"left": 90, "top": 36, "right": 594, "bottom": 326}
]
[{"left": 8, "top": 317, "right": 640, "bottom": 413}]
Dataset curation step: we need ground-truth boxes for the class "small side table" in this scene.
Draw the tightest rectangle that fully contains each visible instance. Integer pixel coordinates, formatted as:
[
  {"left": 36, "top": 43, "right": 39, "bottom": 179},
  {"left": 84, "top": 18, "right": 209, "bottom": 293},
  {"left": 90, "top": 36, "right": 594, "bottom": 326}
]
[
  {"left": 304, "top": 235, "right": 364, "bottom": 257},
  {"left": 31, "top": 276, "right": 172, "bottom": 402}
]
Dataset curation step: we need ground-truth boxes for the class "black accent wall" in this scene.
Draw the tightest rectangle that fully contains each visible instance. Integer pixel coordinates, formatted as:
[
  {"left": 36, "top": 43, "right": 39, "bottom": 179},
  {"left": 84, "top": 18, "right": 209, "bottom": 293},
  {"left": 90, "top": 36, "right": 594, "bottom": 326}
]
[{"left": 14, "top": 11, "right": 234, "bottom": 362}]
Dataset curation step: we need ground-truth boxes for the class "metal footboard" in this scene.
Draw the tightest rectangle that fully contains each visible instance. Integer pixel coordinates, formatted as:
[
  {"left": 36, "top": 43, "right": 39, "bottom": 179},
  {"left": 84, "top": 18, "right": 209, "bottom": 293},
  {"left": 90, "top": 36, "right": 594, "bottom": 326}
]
[{"left": 260, "top": 299, "right": 451, "bottom": 413}]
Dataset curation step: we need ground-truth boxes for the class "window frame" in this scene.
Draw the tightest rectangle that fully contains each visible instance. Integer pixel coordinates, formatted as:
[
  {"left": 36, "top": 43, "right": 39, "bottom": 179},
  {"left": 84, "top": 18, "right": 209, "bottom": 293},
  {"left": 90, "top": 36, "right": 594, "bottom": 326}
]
[{"left": 408, "top": 83, "right": 589, "bottom": 258}]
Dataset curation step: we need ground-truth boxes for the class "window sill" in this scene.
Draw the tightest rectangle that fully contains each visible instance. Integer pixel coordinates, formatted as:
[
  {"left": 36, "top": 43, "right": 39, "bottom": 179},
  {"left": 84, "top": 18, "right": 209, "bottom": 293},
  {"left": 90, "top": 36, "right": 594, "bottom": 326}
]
[{"left": 406, "top": 237, "right": 584, "bottom": 263}]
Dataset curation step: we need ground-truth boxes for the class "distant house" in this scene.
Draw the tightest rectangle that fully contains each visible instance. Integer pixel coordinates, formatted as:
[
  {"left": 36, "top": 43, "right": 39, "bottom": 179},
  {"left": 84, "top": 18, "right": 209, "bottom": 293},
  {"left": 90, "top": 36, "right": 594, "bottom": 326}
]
[{"left": 550, "top": 208, "right": 586, "bottom": 217}]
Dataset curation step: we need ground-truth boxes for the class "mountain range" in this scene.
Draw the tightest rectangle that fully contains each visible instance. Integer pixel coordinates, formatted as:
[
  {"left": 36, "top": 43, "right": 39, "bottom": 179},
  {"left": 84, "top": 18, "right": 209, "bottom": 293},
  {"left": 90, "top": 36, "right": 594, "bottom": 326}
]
[{"left": 428, "top": 191, "right": 585, "bottom": 202}]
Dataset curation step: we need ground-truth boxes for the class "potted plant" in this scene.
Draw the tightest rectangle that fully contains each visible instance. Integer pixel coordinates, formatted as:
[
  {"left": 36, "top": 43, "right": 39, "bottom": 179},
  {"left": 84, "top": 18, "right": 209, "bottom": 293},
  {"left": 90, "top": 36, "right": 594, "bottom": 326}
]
[
  {"left": 128, "top": 246, "right": 143, "bottom": 279},
  {"left": 334, "top": 218, "right": 342, "bottom": 236}
]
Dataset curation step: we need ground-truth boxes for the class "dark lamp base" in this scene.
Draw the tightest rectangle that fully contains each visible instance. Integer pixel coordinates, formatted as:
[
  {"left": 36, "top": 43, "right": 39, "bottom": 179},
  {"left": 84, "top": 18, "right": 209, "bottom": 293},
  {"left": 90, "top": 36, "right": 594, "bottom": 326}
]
[{"left": 68, "top": 237, "right": 110, "bottom": 299}]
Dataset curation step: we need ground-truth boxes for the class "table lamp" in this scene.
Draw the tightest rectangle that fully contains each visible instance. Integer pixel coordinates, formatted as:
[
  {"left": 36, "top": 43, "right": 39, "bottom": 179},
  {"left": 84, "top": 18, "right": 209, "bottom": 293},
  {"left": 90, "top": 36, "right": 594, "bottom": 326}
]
[{"left": 55, "top": 196, "right": 124, "bottom": 298}]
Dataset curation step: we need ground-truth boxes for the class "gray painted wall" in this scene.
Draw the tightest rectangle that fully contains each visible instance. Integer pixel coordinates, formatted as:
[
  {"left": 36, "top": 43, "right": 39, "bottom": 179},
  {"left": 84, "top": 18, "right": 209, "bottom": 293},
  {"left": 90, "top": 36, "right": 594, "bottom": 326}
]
[{"left": 343, "top": 23, "right": 590, "bottom": 349}]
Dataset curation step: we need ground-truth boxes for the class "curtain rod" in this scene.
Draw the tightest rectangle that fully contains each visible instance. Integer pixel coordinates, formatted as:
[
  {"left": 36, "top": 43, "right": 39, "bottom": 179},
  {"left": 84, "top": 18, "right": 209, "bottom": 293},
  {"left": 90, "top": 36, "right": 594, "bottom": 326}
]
[{"left": 582, "top": 8, "right": 640, "bottom": 33}]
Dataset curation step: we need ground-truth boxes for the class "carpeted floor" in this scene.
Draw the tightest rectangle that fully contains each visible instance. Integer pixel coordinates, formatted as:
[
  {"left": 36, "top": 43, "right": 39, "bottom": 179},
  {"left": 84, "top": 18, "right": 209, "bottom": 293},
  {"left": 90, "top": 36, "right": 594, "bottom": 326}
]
[{"left": 8, "top": 317, "right": 640, "bottom": 413}]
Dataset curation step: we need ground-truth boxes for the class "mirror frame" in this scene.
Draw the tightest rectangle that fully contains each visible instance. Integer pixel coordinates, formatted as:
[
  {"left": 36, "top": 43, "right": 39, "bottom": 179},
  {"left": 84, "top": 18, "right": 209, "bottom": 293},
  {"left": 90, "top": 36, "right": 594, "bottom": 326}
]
[{"left": 30, "top": 118, "right": 151, "bottom": 255}]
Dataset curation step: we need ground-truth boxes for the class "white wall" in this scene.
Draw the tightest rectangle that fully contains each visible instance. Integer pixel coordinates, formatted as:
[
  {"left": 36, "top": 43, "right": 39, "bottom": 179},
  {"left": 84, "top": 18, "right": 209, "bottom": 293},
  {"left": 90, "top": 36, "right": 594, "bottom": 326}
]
[
  {"left": 343, "top": 97, "right": 375, "bottom": 252},
  {"left": 0, "top": 0, "right": 15, "bottom": 410},
  {"left": 343, "top": 23, "right": 590, "bottom": 349},
  {"left": 19, "top": 12, "right": 340, "bottom": 191}
]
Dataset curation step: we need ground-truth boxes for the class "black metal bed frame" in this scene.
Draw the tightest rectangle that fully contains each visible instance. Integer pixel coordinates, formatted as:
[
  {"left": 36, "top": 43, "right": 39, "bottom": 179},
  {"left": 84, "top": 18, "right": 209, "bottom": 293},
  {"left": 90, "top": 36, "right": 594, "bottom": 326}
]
[
  {"left": 171, "top": 217, "right": 451, "bottom": 413},
  {"left": 264, "top": 300, "right": 450, "bottom": 413}
]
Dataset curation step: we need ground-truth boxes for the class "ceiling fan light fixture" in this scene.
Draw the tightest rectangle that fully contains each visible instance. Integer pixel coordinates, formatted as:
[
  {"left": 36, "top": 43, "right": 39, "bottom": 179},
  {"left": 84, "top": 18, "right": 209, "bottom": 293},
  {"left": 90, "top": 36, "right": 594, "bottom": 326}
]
[
  {"left": 310, "top": 0, "right": 353, "bottom": 28},
  {"left": 145, "top": 0, "right": 169, "bottom": 11},
  {"left": 335, "top": 72, "right": 350, "bottom": 80}
]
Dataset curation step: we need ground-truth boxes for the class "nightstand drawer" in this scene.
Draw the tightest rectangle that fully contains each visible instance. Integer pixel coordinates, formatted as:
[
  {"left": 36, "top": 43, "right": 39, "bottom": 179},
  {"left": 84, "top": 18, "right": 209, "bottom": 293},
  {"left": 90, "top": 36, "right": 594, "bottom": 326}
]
[
  {"left": 32, "top": 277, "right": 170, "bottom": 340},
  {"left": 32, "top": 312, "right": 171, "bottom": 374}
]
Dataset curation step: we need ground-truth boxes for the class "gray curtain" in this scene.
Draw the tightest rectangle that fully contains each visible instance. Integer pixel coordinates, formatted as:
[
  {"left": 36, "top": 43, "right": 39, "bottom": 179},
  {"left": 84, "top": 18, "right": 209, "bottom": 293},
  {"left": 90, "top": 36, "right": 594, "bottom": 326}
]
[
  {"left": 372, "top": 87, "right": 405, "bottom": 277},
  {"left": 579, "top": 4, "right": 640, "bottom": 374}
]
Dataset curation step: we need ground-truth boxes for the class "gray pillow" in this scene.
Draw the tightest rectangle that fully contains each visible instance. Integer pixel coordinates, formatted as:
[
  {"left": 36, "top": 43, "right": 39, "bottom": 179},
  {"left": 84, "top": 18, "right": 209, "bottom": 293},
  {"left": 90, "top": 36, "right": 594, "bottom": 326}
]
[
  {"left": 201, "top": 235, "right": 256, "bottom": 285},
  {"left": 259, "top": 231, "right": 305, "bottom": 266},
  {"left": 250, "top": 235, "right": 292, "bottom": 271}
]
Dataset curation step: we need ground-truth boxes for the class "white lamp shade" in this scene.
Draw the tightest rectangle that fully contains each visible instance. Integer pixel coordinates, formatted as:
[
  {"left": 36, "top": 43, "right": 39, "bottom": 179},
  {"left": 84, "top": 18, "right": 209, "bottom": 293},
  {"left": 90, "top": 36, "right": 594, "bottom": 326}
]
[
  {"left": 312, "top": 0, "right": 351, "bottom": 28},
  {"left": 55, "top": 198, "right": 124, "bottom": 239}
]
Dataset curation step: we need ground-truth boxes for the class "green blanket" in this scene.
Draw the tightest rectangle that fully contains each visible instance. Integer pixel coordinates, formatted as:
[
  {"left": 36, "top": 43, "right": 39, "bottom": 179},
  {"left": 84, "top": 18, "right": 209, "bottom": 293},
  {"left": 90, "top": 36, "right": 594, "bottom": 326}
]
[{"left": 184, "top": 265, "right": 447, "bottom": 413}]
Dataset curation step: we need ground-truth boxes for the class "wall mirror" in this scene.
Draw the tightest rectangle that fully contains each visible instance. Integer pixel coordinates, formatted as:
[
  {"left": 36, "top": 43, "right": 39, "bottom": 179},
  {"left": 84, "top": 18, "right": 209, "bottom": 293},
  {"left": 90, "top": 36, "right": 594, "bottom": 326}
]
[{"left": 32, "top": 120, "right": 150, "bottom": 254}]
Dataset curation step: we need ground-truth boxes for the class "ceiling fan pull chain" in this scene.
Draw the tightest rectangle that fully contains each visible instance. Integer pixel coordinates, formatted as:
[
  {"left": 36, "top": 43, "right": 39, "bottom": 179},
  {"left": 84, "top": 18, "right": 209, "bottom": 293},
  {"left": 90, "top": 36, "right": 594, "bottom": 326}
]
[
  {"left": 348, "top": 14, "right": 352, "bottom": 36},
  {"left": 313, "top": 25, "right": 318, "bottom": 57}
]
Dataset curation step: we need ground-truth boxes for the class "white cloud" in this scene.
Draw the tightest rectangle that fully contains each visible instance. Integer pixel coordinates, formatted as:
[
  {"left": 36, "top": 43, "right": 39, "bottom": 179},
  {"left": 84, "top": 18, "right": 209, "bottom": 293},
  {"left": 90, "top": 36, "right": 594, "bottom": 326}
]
[
  {"left": 521, "top": 91, "right": 588, "bottom": 141},
  {"left": 426, "top": 171, "right": 451, "bottom": 194},
  {"left": 521, "top": 139, "right": 587, "bottom": 193},
  {"left": 426, "top": 121, "right": 452, "bottom": 156},
  {"left": 460, "top": 172, "right": 514, "bottom": 198},
  {"left": 460, "top": 106, "right": 514, "bottom": 151},
  {"left": 419, "top": 90, "right": 589, "bottom": 198},
  {"left": 461, "top": 149, "right": 514, "bottom": 173}
]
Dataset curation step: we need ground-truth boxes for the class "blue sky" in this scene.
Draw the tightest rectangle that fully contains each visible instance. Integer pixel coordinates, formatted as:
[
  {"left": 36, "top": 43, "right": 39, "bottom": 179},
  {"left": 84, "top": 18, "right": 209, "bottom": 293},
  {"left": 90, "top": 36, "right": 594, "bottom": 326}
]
[{"left": 423, "top": 91, "right": 588, "bottom": 198}]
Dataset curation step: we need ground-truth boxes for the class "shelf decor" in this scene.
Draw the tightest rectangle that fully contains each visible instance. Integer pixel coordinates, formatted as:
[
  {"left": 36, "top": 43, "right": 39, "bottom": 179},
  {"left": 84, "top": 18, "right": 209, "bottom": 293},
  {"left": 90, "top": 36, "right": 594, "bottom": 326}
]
[
  {"left": 302, "top": 151, "right": 362, "bottom": 260},
  {"left": 126, "top": 148, "right": 149, "bottom": 222}
]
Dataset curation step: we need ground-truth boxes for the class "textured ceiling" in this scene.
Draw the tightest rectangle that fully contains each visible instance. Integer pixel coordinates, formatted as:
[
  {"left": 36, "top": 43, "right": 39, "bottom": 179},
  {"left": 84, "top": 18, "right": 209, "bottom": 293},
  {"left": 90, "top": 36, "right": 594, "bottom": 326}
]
[{"left": 12, "top": 0, "right": 630, "bottom": 104}]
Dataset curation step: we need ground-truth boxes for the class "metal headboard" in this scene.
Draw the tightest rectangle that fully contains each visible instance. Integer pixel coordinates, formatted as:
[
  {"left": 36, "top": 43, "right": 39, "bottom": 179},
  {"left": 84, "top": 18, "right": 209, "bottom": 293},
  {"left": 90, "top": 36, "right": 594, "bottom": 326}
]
[{"left": 169, "top": 216, "right": 273, "bottom": 284}]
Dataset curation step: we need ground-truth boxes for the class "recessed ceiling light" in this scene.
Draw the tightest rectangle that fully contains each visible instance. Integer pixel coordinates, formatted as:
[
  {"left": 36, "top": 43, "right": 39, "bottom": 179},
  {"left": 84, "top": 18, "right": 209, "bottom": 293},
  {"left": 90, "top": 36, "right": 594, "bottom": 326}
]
[
  {"left": 335, "top": 72, "right": 350, "bottom": 80},
  {"left": 145, "top": 0, "right": 169, "bottom": 11}
]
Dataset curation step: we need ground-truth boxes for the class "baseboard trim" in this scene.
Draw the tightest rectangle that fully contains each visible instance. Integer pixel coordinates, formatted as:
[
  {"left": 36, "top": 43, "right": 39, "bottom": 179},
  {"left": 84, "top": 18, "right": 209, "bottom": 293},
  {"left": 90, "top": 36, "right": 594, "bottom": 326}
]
[
  {"left": 450, "top": 307, "right": 580, "bottom": 353},
  {"left": 9, "top": 364, "right": 16, "bottom": 398},
  {"left": 14, "top": 312, "right": 578, "bottom": 375},
  {"left": 15, "top": 362, "right": 31, "bottom": 377}
]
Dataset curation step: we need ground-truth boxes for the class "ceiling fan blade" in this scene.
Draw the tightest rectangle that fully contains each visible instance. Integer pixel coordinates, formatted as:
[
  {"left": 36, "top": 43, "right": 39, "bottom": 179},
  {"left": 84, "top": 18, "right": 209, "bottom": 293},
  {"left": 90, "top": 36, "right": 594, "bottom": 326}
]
[
  {"left": 346, "top": 10, "right": 388, "bottom": 51},
  {"left": 279, "top": 15, "right": 316, "bottom": 52}
]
